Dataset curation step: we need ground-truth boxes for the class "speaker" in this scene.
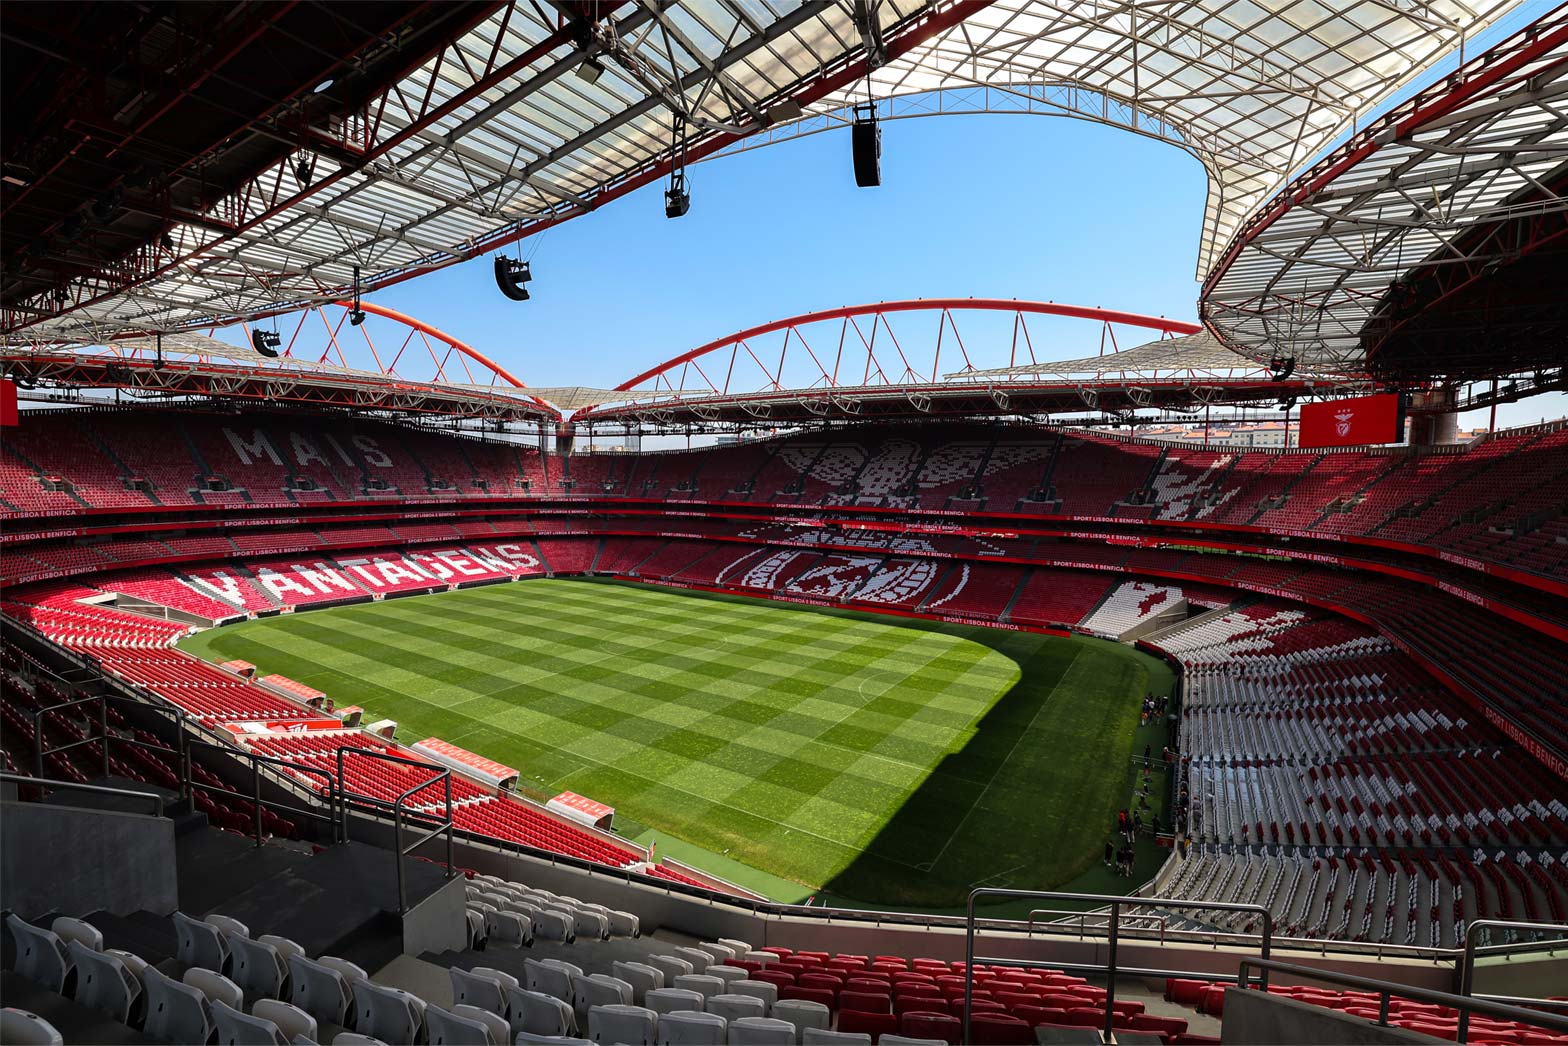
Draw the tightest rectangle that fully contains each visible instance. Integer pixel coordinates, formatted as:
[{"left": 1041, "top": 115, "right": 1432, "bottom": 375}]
[{"left": 852, "top": 117, "right": 881, "bottom": 187}]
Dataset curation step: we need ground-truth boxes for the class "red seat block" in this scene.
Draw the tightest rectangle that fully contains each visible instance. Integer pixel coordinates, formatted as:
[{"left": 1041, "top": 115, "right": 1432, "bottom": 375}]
[
  {"left": 1064, "top": 1008, "right": 1106, "bottom": 1028},
  {"left": 969, "top": 1014, "right": 1034, "bottom": 1045},
  {"left": 1167, "top": 978, "right": 1210, "bottom": 1005},
  {"left": 1130, "top": 1014, "right": 1189, "bottom": 1037},
  {"left": 840, "top": 992, "right": 892, "bottom": 1015},
  {"left": 838, "top": 1010, "right": 899, "bottom": 1041},
  {"left": 901, "top": 1012, "right": 962, "bottom": 1045},
  {"left": 756, "top": 970, "right": 796, "bottom": 990}
]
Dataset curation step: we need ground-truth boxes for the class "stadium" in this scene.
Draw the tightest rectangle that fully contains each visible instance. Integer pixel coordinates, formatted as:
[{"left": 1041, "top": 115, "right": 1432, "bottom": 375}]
[{"left": 1, "top": 2, "right": 1566, "bottom": 1045}]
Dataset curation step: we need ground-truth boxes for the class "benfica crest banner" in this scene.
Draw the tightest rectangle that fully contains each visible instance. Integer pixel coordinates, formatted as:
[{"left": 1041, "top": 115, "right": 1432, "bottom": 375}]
[{"left": 1299, "top": 393, "right": 1404, "bottom": 448}]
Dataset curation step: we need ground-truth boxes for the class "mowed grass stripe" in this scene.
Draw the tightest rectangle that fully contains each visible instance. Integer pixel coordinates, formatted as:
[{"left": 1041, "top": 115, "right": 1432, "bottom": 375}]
[{"left": 179, "top": 578, "right": 1164, "bottom": 904}]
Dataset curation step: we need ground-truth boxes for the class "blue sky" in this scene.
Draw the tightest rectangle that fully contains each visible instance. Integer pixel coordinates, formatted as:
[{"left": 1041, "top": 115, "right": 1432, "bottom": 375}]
[
  {"left": 384, "top": 113, "right": 1207, "bottom": 389},
  {"left": 362, "top": 7, "right": 1564, "bottom": 431}
]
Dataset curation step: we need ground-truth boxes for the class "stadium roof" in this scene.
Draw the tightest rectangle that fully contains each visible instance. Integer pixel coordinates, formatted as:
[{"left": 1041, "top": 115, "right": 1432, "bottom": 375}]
[
  {"left": 1202, "top": 12, "right": 1568, "bottom": 379},
  {"left": 1, "top": 0, "right": 1523, "bottom": 348}
]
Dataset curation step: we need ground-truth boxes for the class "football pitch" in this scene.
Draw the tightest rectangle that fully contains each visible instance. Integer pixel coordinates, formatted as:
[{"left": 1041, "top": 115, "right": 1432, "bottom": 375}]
[{"left": 179, "top": 578, "right": 1172, "bottom": 908}]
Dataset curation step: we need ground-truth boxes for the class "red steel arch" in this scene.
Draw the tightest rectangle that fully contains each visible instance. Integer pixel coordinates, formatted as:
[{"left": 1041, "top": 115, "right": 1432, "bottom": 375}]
[{"left": 615, "top": 299, "right": 1199, "bottom": 392}]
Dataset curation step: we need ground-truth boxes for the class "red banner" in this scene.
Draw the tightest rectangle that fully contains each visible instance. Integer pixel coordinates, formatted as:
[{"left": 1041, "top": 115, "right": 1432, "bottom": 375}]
[
  {"left": 413, "top": 737, "right": 518, "bottom": 788},
  {"left": 0, "top": 380, "right": 15, "bottom": 427},
  {"left": 1298, "top": 393, "right": 1403, "bottom": 448}
]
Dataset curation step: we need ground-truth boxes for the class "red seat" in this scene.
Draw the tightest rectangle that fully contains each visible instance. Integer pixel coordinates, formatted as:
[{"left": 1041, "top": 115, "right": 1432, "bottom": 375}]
[
  {"left": 800, "top": 972, "right": 844, "bottom": 994},
  {"left": 1170, "top": 1036, "right": 1222, "bottom": 1045},
  {"left": 1014, "top": 1006, "right": 1068, "bottom": 1027},
  {"left": 895, "top": 983, "right": 942, "bottom": 999},
  {"left": 1167, "top": 978, "right": 1210, "bottom": 1005},
  {"left": 840, "top": 992, "right": 891, "bottom": 1015},
  {"left": 1064, "top": 1007, "right": 1106, "bottom": 1028},
  {"left": 846, "top": 977, "right": 892, "bottom": 992},
  {"left": 1199, "top": 986, "right": 1227, "bottom": 1016},
  {"left": 1111, "top": 1000, "right": 1146, "bottom": 1018},
  {"left": 901, "top": 1012, "right": 962, "bottom": 1044},
  {"left": 838, "top": 1010, "right": 899, "bottom": 1041},
  {"left": 756, "top": 970, "right": 796, "bottom": 990},
  {"left": 969, "top": 1014, "right": 1034, "bottom": 1045},
  {"left": 781, "top": 986, "right": 836, "bottom": 1011},
  {"left": 896, "top": 995, "right": 951, "bottom": 1018}
]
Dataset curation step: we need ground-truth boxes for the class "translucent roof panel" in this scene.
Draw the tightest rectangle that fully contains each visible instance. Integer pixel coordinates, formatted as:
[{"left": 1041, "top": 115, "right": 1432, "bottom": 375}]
[
  {"left": 806, "top": 0, "right": 1520, "bottom": 278},
  {"left": 1201, "top": 14, "right": 1568, "bottom": 376},
  {"left": 5, "top": 0, "right": 1519, "bottom": 346}
]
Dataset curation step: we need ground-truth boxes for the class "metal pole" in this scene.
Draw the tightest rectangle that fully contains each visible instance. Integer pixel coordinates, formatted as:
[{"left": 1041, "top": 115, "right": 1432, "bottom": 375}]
[
  {"left": 1260, "top": 910, "right": 1272, "bottom": 990},
  {"left": 100, "top": 697, "right": 110, "bottom": 779},
  {"left": 963, "top": 892, "right": 976, "bottom": 1046},
  {"left": 1105, "top": 900, "right": 1120, "bottom": 1039},
  {"left": 445, "top": 772, "right": 454, "bottom": 880},
  {"left": 337, "top": 747, "right": 349, "bottom": 843},
  {"left": 395, "top": 805, "right": 406, "bottom": 915},
  {"left": 33, "top": 709, "right": 45, "bottom": 781},
  {"left": 252, "top": 760, "right": 263, "bottom": 848}
]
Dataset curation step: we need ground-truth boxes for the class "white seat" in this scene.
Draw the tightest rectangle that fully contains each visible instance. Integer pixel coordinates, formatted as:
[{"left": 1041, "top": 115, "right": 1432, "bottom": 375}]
[
  {"left": 706, "top": 994, "right": 766, "bottom": 1023},
  {"left": 206, "top": 914, "right": 251, "bottom": 939},
  {"left": 67, "top": 941, "right": 139, "bottom": 1024},
  {"left": 253, "top": 999, "right": 318, "bottom": 1044},
  {"left": 482, "top": 908, "right": 529, "bottom": 948},
  {"left": 587, "top": 1003, "right": 657, "bottom": 1045},
  {"left": 604, "top": 910, "right": 640, "bottom": 938},
  {"left": 694, "top": 943, "right": 735, "bottom": 964},
  {"left": 801, "top": 1030, "right": 873, "bottom": 1045},
  {"left": 644, "top": 989, "right": 704, "bottom": 1017},
  {"left": 716, "top": 939, "right": 752, "bottom": 958},
  {"left": 526, "top": 959, "right": 581, "bottom": 1003},
  {"left": 332, "top": 1035, "right": 387, "bottom": 1045},
  {"left": 671, "top": 947, "right": 711, "bottom": 973},
  {"left": 318, "top": 956, "right": 368, "bottom": 985},
  {"left": 505, "top": 986, "right": 576, "bottom": 1038},
  {"left": 5, "top": 915, "right": 70, "bottom": 992},
  {"left": 355, "top": 980, "right": 427, "bottom": 1044},
  {"left": 452, "top": 967, "right": 512, "bottom": 1016},
  {"left": 671, "top": 974, "right": 724, "bottom": 1003},
  {"left": 706, "top": 965, "right": 747, "bottom": 986},
  {"left": 257, "top": 934, "right": 306, "bottom": 960},
  {"left": 611, "top": 962, "right": 663, "bottom": 1005},
  {"left": 565, "top": 909, "right": 609, "bottom": 941},
  {"left": 212, "top": 998, "right": 289, "bottom": 1045},
  {"left": 572, "top": 974, "right": 632, "bottom": 1022},
  {"left": 0, "top": 1008, "right": 63, "bottom": 1046},
  {"left": 229, "top": 933, "right": 289, "bottom": 1001},
  {"left": 144, "top": 964, "right": 214, "bottom": 1045},
  {"left": 426, "top": 1002, "right": 498, "bottom": 1045},
  {"left": 454, "top": 1004, "right": 511, "bottom": 1045},
  {"left": 513, "top": 1035, "right": 593, "bottom": 1045},
  {"left": 655, "top": 1010, "right": 726, "bottom": 1046},
  {"left": 173, "top": 910, "right": 231, "bottom": 972},
  {"left": 287, "top": 954, "right": 355, "bottom": 1027},
  {"left": 728, "top": 1017, "right": 796, "bottom": 1046},
  {"left": 465, "top": 909, "right": 489, "bottom": 951},
  {"left": 645, "top": 955, "right": 693, "bottom": 984},
  {"left": 770, "top": 999, "right": 830, "bottom": 1039},
  {"left": 50, "top": 917, "right": 103, "bottom": 952},
  {"left": 743, "top": 952, "right": 777, "bottom": 967},
  {"left": 529, "top": 909, "right": 574, "bottom": 943},
  {"left": 185, "top": 966, "right": 246, "bottom": 1010},
  {"left": 729, "top": 981, "right": 777, "bottom": 1011}
]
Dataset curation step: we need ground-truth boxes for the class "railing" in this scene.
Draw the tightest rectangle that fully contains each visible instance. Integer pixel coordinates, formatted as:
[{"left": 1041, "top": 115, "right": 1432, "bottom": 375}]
[
  {"left": 1, "top": 772, "right": 163, "bottom": 817},
  {"left": 186, "top": 737, "right": 342, "bottom": 848},
  {"left": 964, "top": 888, "right": 1273, "bottom": 1041},
  {"left": 335, "top": 746, "right": 454, "bottom": 913},
  {"left": 1457, "top": 919, "right": 1568, "bottom": 1043},
  {"left": 32, "top": 693, "right": 112, "bottom": 782},
  {"left": 1234, "top": 956, "right": 1568, "bottom": 1044}
]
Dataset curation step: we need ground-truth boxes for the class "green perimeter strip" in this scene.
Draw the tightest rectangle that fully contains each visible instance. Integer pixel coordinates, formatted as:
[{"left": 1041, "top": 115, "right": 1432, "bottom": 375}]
[{"left": 179, "top": 576, "right": 1179, "bottom": 913}]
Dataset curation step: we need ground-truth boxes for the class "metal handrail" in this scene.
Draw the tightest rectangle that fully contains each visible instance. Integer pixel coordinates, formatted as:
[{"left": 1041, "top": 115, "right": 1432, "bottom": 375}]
[
  {"left": 1457, "top": 918, "right": 1568, "bottom": 1042},
  {"left": 1235, "top": 956, "right": 1568, "bottom": 1043},
  {"left": 185, "top": 737, "right": 343, "bottom": 847},
  {"left": 965, "top": 888, "right": 1272, "bottom": 1042},
  {"left": 32, "top": 693, "right": 111, "bottom": 782},
  {"left": 1028, "top": 908, "right": 1169, "bottom": 943},
  {"left": 1, "top": 772, "right": 164, "bottom": 817},
  {"left": 335, "top": 746, "right": 455, "bottom": 913}
]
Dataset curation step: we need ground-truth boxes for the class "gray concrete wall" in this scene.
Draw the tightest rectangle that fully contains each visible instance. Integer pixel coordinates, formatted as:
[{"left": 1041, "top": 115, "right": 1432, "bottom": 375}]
[
  {"left": 402, "top": 874, "right": 469, "bottom": 956},
  {"left": 1220, "top": 989, "right": 1446, "bottom": 1045},
  {"left": 1, "top": 800, "right": 177, "bottom": 918}
]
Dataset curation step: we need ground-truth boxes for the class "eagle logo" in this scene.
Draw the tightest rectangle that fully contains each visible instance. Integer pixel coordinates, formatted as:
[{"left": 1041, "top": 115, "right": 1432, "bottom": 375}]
[{"left": 1335, "top": 408, "right": 1354, "bottom": 437}]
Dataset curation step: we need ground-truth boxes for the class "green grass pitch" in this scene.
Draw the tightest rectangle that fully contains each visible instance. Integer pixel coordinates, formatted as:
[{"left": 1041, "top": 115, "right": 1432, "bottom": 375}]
[{"left": 179, "top": 578, "right": 1172, "bottom": 908}]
